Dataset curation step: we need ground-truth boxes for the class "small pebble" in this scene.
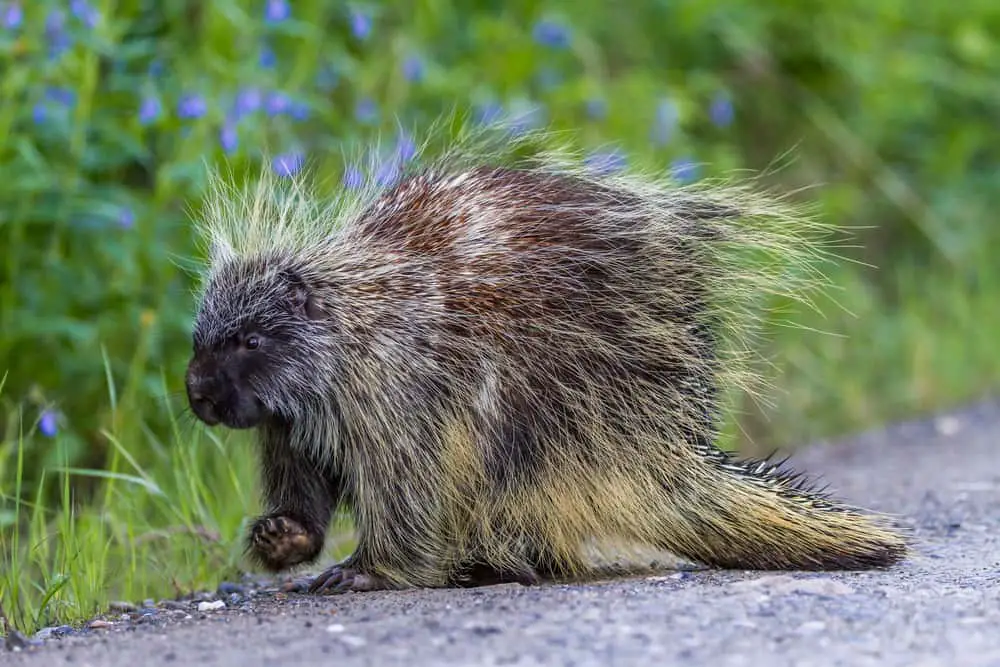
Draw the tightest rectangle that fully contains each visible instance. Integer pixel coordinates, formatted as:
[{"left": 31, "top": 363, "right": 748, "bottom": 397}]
[
  {"left": 326, "top": 623, "right": 346, "bottom": 633},
  {"left": 53, "top": 625, "right": 74, "bottom": 637},
  {"left": 88, "top": 619, "right": 113, "bottom": 629},
  {"left": 197, "top": 600, "right": 226, "bottom": 612},
  {"left": 797, "top": 620, "right": 827, "bottom": 633},
  {"left": 158, "top": 600, "right": 188, "bottom": 611},
  {"left": 340, "top": 635, "right": 367, "bottom": 648},
  {"left": 218, "top": 581, "right": 245, "bottom": 596}
]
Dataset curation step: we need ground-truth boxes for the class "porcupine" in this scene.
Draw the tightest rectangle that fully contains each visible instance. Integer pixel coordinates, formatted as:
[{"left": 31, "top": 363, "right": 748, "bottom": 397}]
[{"left": 183, "top": 124, "right": 908, "bottom": 594}]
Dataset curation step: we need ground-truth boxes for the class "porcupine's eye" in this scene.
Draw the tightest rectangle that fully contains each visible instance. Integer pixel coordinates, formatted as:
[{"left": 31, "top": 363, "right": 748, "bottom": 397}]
[{"left": 244, "top": 334, "right": 261, "bottom": 350}]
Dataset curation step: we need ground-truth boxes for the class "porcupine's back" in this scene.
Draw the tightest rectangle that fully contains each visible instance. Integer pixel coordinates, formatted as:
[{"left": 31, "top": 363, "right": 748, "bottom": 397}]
[{"left": 196, "top": 124, "right": 905, "bottom": 578}]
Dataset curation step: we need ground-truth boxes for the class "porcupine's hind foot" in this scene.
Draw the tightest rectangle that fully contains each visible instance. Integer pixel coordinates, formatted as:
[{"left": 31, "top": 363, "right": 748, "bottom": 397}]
[
  {"left": 450, "top": 561, "right": 543, "bottom": 588},
  {"left": 307, "top": 561, "right": 399, "bottom": 594},
  {"left": 248, "top": 514, "right": 323, "bottom": 571}
]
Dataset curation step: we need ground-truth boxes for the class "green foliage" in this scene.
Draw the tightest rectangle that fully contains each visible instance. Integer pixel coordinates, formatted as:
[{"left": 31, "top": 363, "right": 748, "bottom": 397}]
[{"left": 1, "top": 0, "right": 997, "bottom": 635}]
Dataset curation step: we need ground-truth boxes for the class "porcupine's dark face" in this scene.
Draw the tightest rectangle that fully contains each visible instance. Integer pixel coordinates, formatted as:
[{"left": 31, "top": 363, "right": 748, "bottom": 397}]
[{"left": 185, "top": 262, "right": 328, "bottom": 430}]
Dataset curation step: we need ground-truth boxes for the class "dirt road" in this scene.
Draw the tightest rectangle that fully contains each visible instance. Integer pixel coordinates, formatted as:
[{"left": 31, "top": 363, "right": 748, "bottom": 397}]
[{"left": 7, "top": 399, "right": 1000, "bottom": 666}]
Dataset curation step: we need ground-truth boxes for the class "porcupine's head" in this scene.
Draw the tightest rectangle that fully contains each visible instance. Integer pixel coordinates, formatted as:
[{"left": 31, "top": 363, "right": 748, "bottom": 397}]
[
  {"left": 183, "top": 163, "right": 354, "bottom": 431},
  {"left": 185, "top": 255, "right": 332, "bottom": 429}
]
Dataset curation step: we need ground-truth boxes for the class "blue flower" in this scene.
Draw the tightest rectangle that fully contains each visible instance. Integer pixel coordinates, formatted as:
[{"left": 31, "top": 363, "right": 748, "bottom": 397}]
[
  {"left": 402, "top": 55, "right": 424, "bottom": 83},
  {"left": 651, "top": 97, "right": 678, "bottom": 146},
  {"left": 234, "top": 87, "right": 262, "bottom": 118},
  {"left": 264, "top": 0, "right": 289, "bottom": 23},
  {"left": 138, "top": 96, "right": 161, "bottom": 125},
  {"left": 70, "top": 0, "right": 99, "bottom": 28},
  {"left": 536, "top": 67, "right": 561, "bottom": 91},
  {"left": 291, "top": 101, "right": 310, "bottom": 120},
  {"left": 118, "top": 206, "right": 135, "bottom": 229},
  {"left": 265, "top": 91, "right": 291, "bottom": 116},
  {"left": 220, "top": 123, "right": 238, "bottom": 154},
  {"left": 354, "top": 97, "right": 378, "bottom": 124},
  {"left": 350, "top": 9, "right": 371, "bottom": 40},
  {"left": 46, "top": 87, "right": 76, "bottom": 108},
  {"left": 272, "top": 152, "right": 305, "bottom": 178},
  {"left": 45, "top": 9, "right": 72, "bottom": 59},
  {"left": 585, "top": 97, "right": 607, "bottom": 120},
  {"left": 343, "top": 165, "right": 364, "bottom": 189},
  {"left": 259, "top": 44, "right": 276, "bottom": 69},
  {"left": 670, "top": 157, "right": 700, "bottom": 184},
  {"left": 584, "top": 149, "right": 627, "bottom": 175},
  {"left": 2, "top": 2, "right": 23, "bottom": 29},
  {"left": 396, "top": 133, "right": 416, "bottom": 162},
  {"left": 474, "top": 101, "right": 504, "bottom": 126},
  {"left": 507, "top": 100, "right": 545, "bottom": 135},
  {"left": 709, "top": 92, "right": 734, "bottom": 128},
  {"left": 39, "top": 410, "right": 58, "bottom": 438},
  {"left": 32, "top": 103, "right": 47, "bottom": 125},
  {"left": 532, "top": 19, "right": 570, "bottom": 48},
  {"left": 316, "top": 66, "right": 339, "bottom": 91},
  {"left": 148, "top": 59, "right": 164, "bottom": 78},
  {"left": 177, "top": 94, "right": 207, "bottom": 119},
  {"left": 375, "top": 160, "right": 400, "bottom": 187}
]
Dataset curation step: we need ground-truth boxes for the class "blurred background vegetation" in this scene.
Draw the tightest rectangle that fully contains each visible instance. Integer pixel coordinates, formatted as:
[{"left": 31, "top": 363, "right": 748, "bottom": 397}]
[{"left": 1, "top": 0, "right": 997, "bottom": 636}]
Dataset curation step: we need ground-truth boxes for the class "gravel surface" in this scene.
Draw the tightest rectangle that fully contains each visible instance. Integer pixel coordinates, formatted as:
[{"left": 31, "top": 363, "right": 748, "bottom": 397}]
[{"left": 6, "top": 399, "right": 999, "bottom": 667}]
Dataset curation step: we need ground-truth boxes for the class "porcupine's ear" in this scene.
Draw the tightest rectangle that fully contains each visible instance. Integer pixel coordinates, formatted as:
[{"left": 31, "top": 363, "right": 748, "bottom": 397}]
[{"left": 279, "top": 269, "right": 327, "bottom": 321}]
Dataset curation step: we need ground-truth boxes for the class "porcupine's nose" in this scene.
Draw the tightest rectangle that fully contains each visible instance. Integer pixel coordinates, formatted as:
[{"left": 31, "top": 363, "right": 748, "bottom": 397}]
[{"left": 185, "top": 372, "right": 221, "bottom": 426}]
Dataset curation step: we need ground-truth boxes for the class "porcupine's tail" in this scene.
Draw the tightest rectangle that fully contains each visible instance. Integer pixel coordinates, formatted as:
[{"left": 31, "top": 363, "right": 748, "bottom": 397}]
[{"left": 642, "top": 443, "right": 908, "bottom": 570}]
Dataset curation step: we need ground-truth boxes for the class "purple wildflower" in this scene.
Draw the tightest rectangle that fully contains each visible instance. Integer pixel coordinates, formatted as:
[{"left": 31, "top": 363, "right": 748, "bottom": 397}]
[
  {"left": 375, "top": 160, "right": 400, "bottom": 187},
  {"left": 650, "top": 97, "right": 677, "bottom": 146},
  {"left": 585, "top": 97, "right": 607, "bottom": 120},
  {"left": 396, "top": 133, "right": 416, "bottom": 162},
  {"left": 354, "top": 97, "right": 378, "bottom": 124},
  {"left": 70, "top": 0, "right": 99, "bottom": 28},
  {"left": 507, "top": 100, "right": 545, "bottom": 135},
  {"left": 475, "top": 101, "right": 504, "bottom": 125},
  {"left": 45, "top": 9, "right": 72, "bottom": 59},
  {"left": 46, "top": 87, "right": 76, "bottom": 108},
  {"left": 402, "top": 55, "right": 424, "bottom": 83},
  {"left": 39, "top": 410, "right": 58, "bottom": 438},
  {"left": 316, "top": 66, "right": 339, "bottom": 91},
  {"left": 220, "top": 123, "right": 238, "bottom": 154},
  {"left": 272, "top": 152, "right": 305, "bottom": 178},
  {"left": 177, "top": 94, "right": 207, "bottom": 119},
  {"left": 259, "top": 44, "right": 276, "bottom": 68},
  {"left": 289, "top": 100, "right": 310, "bottom": 121},
  {"left": 32, "top": 103, "right": 47, "bottom": 125},
  {"left": 342, "top": 165, "right": 364, "bottom": 189},
  {"left": 234, "top": 87, "right": 262, "bottom": 118},
  {"left": 536, "top": 67, "right": 561, "bottom": 91},
  {"left": 118, "top": 206, "right": 135, "bottom": 229},
  {"left": 584, "top": 149, "right": 627, "bottom": 175},
  {"left": 349, "top": 8, "right": 371, "bottom": 39},
  {"left": 266, "top": 91, "right": 291, "bottom": 116},
  {"left": 3, "top": 2, "right": 23, "bottom": 29},
  {"left": 670, "top": 157, "right": 700, "bottom": 184},
  {"left": 709, "top": 92, "right": 734, "bottom": 128},
  {"left": 264, "top": 0, "right": 290, "bottom": 23},
  {"left": 532, "top": 19, "right": 570, "bottom": 48},
  {"left": 138, "top": 96, "right": 161, "bottom": 125}
]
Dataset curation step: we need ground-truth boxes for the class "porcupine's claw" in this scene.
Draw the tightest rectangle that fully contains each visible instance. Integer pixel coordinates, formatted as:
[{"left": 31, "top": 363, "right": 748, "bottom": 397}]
[{"left": 307, "top": 563, "right": 395, "bottom": 594}]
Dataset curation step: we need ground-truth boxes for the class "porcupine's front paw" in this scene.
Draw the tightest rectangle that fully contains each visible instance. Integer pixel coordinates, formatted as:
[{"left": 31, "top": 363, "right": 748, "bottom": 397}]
[
  {"left": 307, "top": 561, "right": 398, "bottom": 595},
  {"left": 247, "top": 515, "right": 323, "bottom": 571}
]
